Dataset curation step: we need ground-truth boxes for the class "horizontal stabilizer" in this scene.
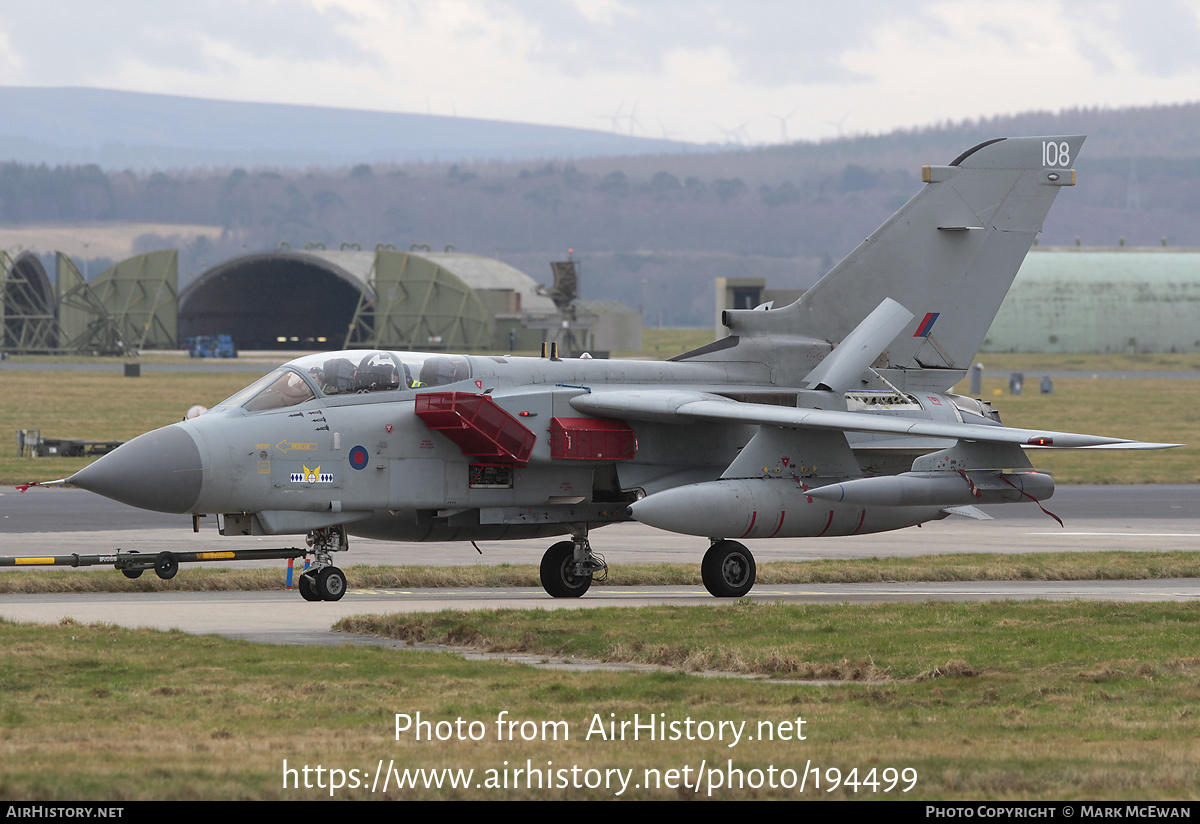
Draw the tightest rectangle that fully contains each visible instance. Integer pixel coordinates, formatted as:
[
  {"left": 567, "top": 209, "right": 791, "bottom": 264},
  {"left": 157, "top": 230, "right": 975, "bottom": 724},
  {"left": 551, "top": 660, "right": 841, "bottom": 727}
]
[{"left": 801, "top": 298, "right": 914, "bottom": 393}]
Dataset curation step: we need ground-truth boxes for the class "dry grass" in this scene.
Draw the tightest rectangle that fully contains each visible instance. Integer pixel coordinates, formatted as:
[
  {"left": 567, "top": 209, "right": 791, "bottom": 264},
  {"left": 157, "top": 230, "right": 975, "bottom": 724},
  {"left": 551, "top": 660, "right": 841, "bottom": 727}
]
[
  {"left": 6, "top": 601, "right": 1200, "bottom": 799},
  {"left": 0, "top": 369, "right": 253, "bottom": 484},
  {"left": 1, "top": 357, "right": 1195, "bottom": 486},
  {"left": 949, "top": 376, "right": 1198, "bottom": 483},
  {"left": 4, "top": 551, "right": 1200, "bottom": 594},
  {"left": 0, "top": 222, "right": 222, "bottom": 259}
]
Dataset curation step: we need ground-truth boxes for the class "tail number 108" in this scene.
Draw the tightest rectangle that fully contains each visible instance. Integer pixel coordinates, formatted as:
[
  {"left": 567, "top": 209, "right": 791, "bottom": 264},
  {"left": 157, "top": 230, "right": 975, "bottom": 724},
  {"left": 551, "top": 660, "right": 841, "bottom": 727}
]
[{"left": 1043, "top": 141, "right": 1071, "bottom": 167}]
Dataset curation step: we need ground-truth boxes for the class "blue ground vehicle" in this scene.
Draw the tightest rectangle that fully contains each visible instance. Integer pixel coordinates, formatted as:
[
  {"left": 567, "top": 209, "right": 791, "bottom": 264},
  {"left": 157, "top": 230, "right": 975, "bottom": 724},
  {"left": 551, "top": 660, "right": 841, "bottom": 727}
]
[{"left": 185, "top": 335, "right": 238, "bottom": 358}]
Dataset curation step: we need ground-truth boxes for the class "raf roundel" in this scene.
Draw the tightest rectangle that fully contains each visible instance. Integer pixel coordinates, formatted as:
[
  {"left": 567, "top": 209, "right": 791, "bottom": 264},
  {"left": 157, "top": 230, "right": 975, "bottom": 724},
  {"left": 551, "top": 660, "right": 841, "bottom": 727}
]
[{"left": 349, "top": 445, "right": 369, "bottom": 470}]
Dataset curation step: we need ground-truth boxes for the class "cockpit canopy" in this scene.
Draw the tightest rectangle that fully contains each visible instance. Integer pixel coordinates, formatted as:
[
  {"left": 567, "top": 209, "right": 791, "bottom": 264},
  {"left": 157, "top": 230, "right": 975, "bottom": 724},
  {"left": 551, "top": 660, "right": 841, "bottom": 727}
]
[{"left": 216, "top": 350, "right": 473, "bottom": 413}]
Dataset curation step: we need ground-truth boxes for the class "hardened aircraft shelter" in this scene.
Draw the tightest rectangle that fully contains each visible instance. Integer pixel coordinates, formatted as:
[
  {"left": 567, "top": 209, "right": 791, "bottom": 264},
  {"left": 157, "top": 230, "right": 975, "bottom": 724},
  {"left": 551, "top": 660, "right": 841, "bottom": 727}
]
[
  {"left": 2, "top": 246, "right": 632, "bottom": 355},
  {"left": 178, "top": 249, "right": 559, "bottom": 351},
  {"left": 984, "top": 246, "right": 1200, "bottom": 353},
  {"left": 1, "top": 250, "right": 177, "bottom": 355}
]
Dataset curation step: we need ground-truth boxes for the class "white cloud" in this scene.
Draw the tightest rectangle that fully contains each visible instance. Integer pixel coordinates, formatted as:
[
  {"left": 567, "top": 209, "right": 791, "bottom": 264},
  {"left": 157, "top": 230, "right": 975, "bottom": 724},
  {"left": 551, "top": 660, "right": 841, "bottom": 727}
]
[{"left": 1, "top": 0, "right": 1199, "bottom": 144}]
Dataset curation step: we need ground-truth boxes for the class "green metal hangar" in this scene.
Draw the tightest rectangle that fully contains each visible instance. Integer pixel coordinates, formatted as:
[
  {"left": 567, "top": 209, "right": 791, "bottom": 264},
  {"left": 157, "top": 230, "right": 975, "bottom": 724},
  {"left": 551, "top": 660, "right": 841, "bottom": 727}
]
[
  {"left": 984, "top": 246, "right": 1200, "bottom": 353},
  {"left": 1, "top": 249, "right": 177, "bottom": 355},
  {"left": 178, "top": 249, "right": 559, "bottom": 351}
]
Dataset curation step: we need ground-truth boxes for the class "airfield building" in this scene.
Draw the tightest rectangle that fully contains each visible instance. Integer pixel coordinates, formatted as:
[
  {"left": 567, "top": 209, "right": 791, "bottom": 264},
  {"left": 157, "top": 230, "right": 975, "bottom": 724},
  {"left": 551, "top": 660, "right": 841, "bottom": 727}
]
[
  {"left": 715, "top": 247, "right": 1200, "bottom": 355},
  {"left": 983, "top": 246, "right": 1200, "bottom": 353},
  {"left": 1, "top": 247, "right": 641, "bottom": 355}
]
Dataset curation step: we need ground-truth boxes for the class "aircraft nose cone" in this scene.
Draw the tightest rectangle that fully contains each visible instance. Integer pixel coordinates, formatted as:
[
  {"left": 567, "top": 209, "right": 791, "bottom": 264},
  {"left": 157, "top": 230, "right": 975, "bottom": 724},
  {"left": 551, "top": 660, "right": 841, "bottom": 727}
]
[{"left": 69, "top": 425, "right": 203, "bottom": 513}]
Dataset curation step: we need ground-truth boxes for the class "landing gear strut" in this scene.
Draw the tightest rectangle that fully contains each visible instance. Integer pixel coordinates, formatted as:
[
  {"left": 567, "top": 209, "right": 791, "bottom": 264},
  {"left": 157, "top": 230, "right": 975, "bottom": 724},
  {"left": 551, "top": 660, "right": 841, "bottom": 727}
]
[
  {"left": 702, "top": 539, "right": 756, "bottom": 598},
  {"left": 540, "top": 532, "right": 607, "bottom": 598},
  {"left": 298, "top": 525, "right": 349, "bottom": 602}
]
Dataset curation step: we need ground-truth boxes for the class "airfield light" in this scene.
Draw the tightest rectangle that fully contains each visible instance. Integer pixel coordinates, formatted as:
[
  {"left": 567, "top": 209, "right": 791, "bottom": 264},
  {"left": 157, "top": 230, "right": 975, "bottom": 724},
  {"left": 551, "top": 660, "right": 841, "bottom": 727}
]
[{"left": 276, "top": 337, "right": 287, "bottom": 343}]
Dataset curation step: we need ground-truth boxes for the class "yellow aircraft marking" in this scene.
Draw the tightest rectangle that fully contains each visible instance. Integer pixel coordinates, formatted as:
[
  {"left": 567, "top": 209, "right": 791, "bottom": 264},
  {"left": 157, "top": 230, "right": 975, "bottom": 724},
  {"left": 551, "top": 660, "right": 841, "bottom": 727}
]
[{"left": 275, "top": 441, "right": 317, "bottom": 453}]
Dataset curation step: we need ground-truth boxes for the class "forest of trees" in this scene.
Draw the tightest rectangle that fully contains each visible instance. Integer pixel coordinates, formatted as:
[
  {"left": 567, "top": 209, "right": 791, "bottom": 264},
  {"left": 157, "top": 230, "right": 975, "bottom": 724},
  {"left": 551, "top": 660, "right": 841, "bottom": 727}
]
[{"left": 3, "top": 103, "right": 1199, "bottom": 326}]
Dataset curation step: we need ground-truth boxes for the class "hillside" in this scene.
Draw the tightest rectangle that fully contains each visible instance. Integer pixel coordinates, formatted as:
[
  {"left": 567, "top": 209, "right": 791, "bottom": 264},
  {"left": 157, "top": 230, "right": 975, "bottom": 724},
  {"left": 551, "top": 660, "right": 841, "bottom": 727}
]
[
  {"left": 2, "top": 99, "right": 1198, "bottom": 326},
  {"left": 0, "top": 87, "right": 695, "bottom": 169}
]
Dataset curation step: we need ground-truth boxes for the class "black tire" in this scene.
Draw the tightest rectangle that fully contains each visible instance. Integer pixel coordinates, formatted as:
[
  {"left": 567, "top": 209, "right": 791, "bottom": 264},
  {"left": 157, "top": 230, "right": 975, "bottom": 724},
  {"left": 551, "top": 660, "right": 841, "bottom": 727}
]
[
  {"left": 298, "top": 572, "right": 322, "bottom": 602},
  {"left": 701, "top": 540, "right": 756, "bottom": 598},
  {"left": 540, "top": 541, "right": 592, "bottom": 598},
  {"left": 120, "top": 550, "right": 143, "bottom": 579},
  {"left": 154, "top": 551, "right": 179, "bottom": 581},
  {"left": 316, "top": 566, "right": 347, "bottom": 601}
]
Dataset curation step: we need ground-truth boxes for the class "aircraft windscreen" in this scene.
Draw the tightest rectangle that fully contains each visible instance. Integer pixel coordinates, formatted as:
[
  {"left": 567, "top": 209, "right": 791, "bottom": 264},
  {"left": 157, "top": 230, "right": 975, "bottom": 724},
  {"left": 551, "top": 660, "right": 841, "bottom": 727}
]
[
  {"left": 214, "top": 368, "right": 316, "bottom": 412},
  {"left": 273, "top": 351, "right": 474, "bottom": 397},
  {"left": 214, "top": 352, "right": 476, "bottom": 413},
  {"left": 242, "top": 371, "right": 316, "bottom": 411}
]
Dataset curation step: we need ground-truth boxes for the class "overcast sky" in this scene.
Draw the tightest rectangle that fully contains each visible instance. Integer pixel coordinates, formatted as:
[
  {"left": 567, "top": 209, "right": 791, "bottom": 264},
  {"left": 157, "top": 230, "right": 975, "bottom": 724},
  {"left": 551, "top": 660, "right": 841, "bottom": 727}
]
[{"left": 1, "top": 0, "right": 1199, "bottom": 145}]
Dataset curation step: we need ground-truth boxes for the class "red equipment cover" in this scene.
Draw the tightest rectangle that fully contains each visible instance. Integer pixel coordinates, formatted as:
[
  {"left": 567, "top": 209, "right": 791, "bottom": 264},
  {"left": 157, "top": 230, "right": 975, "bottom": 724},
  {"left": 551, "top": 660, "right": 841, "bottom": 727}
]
[
  {"left": 550, "top": 417, "right": 637, "bottom": 460},
  {"left": 414, "top": 392, "right": 536, "bottom": 464}
]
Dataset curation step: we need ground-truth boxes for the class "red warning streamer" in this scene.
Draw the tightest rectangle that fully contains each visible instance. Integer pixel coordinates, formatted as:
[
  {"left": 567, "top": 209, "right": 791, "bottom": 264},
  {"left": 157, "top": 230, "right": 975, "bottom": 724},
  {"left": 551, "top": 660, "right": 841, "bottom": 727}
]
[{"left": 997, "top": 474, "right": 1064, "bottom": 527}]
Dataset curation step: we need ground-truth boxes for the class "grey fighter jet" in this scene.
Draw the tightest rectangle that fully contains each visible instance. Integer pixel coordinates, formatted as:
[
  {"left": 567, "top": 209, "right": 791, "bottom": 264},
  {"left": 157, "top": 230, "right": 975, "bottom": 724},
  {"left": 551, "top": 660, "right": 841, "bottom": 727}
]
[{"left": 63, "top": 135, "right": 1179, "bottom": 601}]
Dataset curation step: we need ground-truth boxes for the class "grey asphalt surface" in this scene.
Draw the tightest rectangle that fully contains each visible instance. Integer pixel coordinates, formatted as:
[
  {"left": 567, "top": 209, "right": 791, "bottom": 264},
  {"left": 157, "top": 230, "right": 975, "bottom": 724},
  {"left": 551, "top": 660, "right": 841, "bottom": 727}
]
[{"left": 0, "top": 484, "right": 1197, "bottom": 646}]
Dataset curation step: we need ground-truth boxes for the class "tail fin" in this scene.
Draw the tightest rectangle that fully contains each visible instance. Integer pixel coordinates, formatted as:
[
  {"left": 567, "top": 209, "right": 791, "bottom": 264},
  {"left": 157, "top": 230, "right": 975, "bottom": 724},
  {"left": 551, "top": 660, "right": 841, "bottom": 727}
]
[{"left": 723, "top": 135, "right": 1084, "bottom": 386}]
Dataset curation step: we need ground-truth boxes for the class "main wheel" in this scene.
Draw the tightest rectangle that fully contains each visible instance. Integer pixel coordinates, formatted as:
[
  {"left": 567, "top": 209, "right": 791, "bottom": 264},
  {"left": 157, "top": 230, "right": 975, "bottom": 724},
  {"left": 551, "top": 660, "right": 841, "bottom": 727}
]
[
  {"left": 701, "top": 540, "right": 756, "bottom": 598},
  {"left": 540, "top": 541, "right": 592, "bottom": 598},
  {"left": 298, "top": 571, "right": 321, "bottom": 602},
  {"left": 154, "top": 551, "right": 179, "bottom": 580},
  {"left": 315, "top": 566, "right": 347, "bottom": 601}
]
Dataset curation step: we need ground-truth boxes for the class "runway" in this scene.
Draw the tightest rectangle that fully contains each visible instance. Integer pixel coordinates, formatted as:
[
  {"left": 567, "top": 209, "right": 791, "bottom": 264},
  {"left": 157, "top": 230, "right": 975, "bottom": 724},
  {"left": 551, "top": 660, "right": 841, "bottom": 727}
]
[{"left": 1, "top": 485, "right": 1197, "bottom": 646}]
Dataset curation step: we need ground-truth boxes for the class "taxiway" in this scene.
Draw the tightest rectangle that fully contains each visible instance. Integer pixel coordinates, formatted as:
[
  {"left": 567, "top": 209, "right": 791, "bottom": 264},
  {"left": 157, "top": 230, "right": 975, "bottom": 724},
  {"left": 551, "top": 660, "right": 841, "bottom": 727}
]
[{"left": 1, "top": 485, "right": 1197, "bottom": 646}]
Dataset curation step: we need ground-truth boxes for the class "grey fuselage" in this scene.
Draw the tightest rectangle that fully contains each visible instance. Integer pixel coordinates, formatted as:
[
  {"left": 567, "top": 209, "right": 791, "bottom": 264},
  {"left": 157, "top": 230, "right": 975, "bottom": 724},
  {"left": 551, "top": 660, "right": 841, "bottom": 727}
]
[{"left": 71, "top": 348, "right": 971, "bottom": 544}]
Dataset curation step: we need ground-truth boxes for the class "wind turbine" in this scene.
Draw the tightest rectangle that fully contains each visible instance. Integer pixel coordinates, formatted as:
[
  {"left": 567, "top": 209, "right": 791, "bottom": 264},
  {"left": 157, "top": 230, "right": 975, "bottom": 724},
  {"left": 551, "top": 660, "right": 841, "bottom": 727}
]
[
  {"left": 625, "top": 100, "right": 645, "bottom": 136},
  {"left": 598, "top": 101, "right": 626, "bottom": 134},
  {"left": 823, "top": 110, "right": 852, "bottom": 139},
  {"left": 714, "top": 120, "right": 751, "bottom": 145},
  {"left": 770, "top": 107, "right": 800, "bottom": 143}
]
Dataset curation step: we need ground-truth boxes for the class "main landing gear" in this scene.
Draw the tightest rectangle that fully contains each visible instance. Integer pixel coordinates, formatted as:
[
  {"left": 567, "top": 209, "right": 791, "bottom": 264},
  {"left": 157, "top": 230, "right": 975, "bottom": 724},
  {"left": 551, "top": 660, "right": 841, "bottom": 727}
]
[
  {"left": 537, "top": 534, "right": 758, "bottom": 598},
  {"left": 701, "top": 539, "right": 756, "bottom": 598},
  {"left": 540, "top": 533, "right": 607, "bottom": 598},
  {"left": 298, "top": 525, "right": 349, "bottom": 602}
]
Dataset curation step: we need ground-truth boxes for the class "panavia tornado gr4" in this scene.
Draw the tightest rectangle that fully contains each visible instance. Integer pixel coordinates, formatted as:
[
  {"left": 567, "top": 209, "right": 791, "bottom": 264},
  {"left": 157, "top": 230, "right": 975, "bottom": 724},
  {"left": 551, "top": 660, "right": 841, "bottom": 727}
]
[{"left": 57, "top": 135, "right": 1180, "bottom": 601}]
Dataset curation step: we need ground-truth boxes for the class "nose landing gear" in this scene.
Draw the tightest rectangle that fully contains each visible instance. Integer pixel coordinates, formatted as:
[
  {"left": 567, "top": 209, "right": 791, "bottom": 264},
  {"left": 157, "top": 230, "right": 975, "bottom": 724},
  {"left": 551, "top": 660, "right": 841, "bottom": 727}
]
[{"left": 298, "top": 526, "right": 349, "bottom": 602}]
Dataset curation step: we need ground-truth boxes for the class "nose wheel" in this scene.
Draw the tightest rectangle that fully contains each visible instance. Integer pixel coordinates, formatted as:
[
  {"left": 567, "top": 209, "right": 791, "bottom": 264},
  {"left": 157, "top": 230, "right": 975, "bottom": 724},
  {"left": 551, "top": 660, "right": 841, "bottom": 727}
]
[
  {"left": 298, "top": 566, "right": 346, "bottom": 601},
  {"left": 298, "top": 526, "right": 349, "bottom": 602}
]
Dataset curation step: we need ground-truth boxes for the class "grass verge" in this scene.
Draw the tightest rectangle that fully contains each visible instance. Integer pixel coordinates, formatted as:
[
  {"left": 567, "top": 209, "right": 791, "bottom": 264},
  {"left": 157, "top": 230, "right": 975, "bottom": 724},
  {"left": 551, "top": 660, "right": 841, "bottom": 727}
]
[
  {"left": 2, "top": 551, "right": 1200, "bottom": 593},
  {"left": 4, "top": 601, "right": 1200, "bottom": 800}
]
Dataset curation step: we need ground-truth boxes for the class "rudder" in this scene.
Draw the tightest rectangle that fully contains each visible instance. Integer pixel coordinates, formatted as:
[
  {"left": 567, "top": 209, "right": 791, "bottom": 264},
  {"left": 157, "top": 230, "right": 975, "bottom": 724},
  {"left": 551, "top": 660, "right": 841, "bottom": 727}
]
[{"left": 723, "top": 135, "right": 1084, "bottom": 385}]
